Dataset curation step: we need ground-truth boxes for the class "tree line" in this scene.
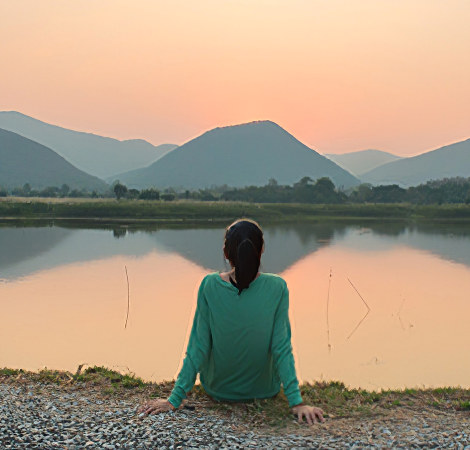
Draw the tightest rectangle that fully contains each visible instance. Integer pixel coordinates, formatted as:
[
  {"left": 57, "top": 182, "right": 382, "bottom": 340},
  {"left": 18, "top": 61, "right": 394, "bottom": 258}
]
[{"left": 1, "top": 176, "right": 470, "bottom": 205}]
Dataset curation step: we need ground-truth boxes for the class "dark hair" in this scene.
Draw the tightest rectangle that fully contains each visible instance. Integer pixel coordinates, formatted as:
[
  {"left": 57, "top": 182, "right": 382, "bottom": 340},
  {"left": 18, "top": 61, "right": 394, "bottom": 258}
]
[{"left": 223, "top": 218, "right": 264, "bottom": 295}]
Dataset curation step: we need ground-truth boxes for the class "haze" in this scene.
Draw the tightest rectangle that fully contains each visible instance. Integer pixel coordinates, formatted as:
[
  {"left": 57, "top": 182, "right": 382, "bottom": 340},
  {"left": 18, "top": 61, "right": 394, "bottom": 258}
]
[{"left": 1, "top": 0, "right": 469, "bottom": 155}]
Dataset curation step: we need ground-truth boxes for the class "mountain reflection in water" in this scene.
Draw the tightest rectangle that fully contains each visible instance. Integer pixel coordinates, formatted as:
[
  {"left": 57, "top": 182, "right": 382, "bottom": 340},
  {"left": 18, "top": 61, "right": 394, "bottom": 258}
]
[{"left": 3, "top": 222, "right": 470, "bottom": 282}]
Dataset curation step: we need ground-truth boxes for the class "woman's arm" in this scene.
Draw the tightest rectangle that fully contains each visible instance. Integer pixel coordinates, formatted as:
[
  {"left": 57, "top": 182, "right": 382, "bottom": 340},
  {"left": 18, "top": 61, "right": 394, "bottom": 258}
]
[
  {"left": 271, "top": 282, "right": 303, "bottom": 407},
  {"left": 167, "top": 276, "right": 212, "bottom": 409},
  {"left": 271, "top": 282, "right": 324, "bottom": 424},
  {"left": 138, "top": 276, "right": 212, "bottom": 415}
]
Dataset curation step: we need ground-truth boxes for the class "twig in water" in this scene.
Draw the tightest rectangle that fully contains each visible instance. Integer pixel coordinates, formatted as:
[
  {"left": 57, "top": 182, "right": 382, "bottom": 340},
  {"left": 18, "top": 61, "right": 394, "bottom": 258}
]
[
  {"left": 346, "top": 277, "right": 371, "bottom": 340},
  {"left": 347, "top": 278, "right": 370, "bottom": 312},
  {"left": 326, "top": 268, "right": 332, "bottom": 353},
  {"left": 124, "top": 265, "right": 130, "bottom": 329},
  {"left": 347, "top": 309, "right": 370, "bottom": 340}
]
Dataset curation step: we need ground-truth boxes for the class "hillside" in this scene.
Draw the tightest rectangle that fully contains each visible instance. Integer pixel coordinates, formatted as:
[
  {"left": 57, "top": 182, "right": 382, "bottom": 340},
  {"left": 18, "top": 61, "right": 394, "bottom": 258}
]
[
  {"left": 0, "top": 128, "right": 107, "bottom": 191},
  {"left": 325, "top": 150, "right": 402, "bottom": 176},
  {"left": 115, "top": 121, "right": 359, "bottom": 189},
  {"left": 362, "top": 138, "right": 470, "bottom": 187},
  {"left": 0, "top": 111, "right": 177, "bottom": 178}
]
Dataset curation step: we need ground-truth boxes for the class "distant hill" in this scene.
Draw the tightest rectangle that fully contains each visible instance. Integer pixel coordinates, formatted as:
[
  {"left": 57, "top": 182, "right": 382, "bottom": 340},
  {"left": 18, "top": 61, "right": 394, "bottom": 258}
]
[
  {"left": 0, "top": 128, "right": 107, "bottom": 191},
  {"left": 0, "top": 111, "right": 177, "bottom": 179},
  {"left": 115, "top": 121, "right": 359, "bottom": 190},
  {"left": 361, "top": 138, "right": 470, "bottom": 187},
  {"left": 325, "top": 150, "right": 402, "bottom": 177}
]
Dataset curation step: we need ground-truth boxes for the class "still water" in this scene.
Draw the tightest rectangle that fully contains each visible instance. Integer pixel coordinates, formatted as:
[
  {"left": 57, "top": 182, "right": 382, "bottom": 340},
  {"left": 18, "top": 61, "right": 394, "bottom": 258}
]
[{"left": 1, "top": 221, "right": 469, "bottom": 390}]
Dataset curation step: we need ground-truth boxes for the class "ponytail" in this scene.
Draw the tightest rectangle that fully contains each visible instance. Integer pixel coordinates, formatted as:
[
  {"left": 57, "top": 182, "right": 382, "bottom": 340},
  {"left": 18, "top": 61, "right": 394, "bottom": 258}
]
[
  {"left": 223, "top": 218, "right": 264, "bottom": 295},
  {"left": 235, "top": 238, "right": 260, "bottom": 295}
]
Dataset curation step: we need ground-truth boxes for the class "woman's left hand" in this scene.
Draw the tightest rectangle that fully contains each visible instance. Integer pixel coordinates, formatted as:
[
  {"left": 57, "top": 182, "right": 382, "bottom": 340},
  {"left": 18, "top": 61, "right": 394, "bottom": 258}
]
[{"left": 138, "top": 398, "right": 175, "bottom": 416}]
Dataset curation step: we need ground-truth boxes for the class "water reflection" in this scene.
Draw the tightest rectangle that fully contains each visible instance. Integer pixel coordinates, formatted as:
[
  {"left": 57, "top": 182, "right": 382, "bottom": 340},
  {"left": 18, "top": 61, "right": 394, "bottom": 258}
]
[
  {"left": 4, "top": 221, "right": 470, "bottom": 282},
  {"left": 0, "top": 252, "right": 204, "bottom": 382},
  {"left": 0, "top": 226, "right": 73, "bottom": 271},
  {"left": 1, "top": 221, "right": 470, "bottom": 389},
  {"left": 286, "top": 244, "right": 470, "bottom": 389},
  {"left": 340, "top": 222, "right": 470, "bottom": 267},
  {"left": 0, "top": 223, "right": 346, "bottom": 281}
]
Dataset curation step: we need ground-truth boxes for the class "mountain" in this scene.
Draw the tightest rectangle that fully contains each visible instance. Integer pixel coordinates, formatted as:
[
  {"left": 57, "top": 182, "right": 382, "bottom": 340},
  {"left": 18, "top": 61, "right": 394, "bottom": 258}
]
[
  {"left": 325, "top": 150, "right": 402, "bottom": 177},
  {"left": 0, "top": 128, "right": 107, "bottom": 191},
  {"left": 0, "top": 111, "right": 177, "bottom": 179},
  {"left": 115, "top": 121, "right": 359, "bottom": 190},
  {"left": 361, "top": 138, "right": 470, "bottom": 187}
]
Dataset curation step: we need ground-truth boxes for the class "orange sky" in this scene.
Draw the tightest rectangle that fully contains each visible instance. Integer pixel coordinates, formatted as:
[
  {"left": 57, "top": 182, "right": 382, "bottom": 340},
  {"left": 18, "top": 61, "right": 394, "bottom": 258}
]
[{"left": 1, "top": 0, "right": 469, "bottom": 155}]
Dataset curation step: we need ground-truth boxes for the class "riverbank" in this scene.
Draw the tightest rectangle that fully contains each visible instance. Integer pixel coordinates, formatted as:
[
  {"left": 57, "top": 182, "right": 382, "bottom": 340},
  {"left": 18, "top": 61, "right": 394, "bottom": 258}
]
[
  {"left": 2, "top": 198, "right": 470, "bottom": 224},
  {"left": 1, "top": 367, "right": 469, "bottom": 448}
]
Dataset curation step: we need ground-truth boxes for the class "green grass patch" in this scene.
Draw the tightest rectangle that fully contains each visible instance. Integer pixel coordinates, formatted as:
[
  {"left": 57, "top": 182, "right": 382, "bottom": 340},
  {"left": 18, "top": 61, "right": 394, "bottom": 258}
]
[
  {"left": 458, "top": 400, "right": 470, "bottom": 410},
  {"left": 0, "top": 368, "right": 23, "bottom": 377},
  {"left": 73, "top": 366, "right": 145, "bottom": 389}
]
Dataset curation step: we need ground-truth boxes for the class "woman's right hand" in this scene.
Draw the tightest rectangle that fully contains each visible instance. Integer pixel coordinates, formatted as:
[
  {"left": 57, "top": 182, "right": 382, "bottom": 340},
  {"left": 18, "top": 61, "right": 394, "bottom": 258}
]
[
  {"left": 291, "top": 403, "right": 325, "bottom": 425},
  {"left": 138, "top": 398, "right": 176, "bottom": 416}
]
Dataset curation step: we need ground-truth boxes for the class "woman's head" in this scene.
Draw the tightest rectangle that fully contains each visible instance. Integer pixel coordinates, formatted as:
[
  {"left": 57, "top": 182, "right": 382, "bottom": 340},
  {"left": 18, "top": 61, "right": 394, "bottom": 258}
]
[{"left": 223, "top": 218, "right": 264, "bottom": 295}]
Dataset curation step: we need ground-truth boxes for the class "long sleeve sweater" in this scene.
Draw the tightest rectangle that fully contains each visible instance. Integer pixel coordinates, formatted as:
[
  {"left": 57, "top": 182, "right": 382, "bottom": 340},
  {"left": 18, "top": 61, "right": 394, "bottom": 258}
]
[{"left": 167, "top": 272, "right": 303, "bottom": 409}]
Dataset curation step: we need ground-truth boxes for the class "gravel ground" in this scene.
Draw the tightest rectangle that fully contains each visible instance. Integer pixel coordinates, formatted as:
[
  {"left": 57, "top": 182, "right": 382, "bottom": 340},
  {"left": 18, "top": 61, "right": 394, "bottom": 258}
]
[{"left": 1, "top": 382, "right": 469, "bottom": 449}]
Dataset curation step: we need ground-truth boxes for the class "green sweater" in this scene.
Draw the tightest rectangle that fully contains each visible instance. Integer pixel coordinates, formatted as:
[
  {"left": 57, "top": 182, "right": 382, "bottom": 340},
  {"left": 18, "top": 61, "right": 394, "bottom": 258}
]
[{"left": 167, "top": 272, "right": 303, "bottom": 409}]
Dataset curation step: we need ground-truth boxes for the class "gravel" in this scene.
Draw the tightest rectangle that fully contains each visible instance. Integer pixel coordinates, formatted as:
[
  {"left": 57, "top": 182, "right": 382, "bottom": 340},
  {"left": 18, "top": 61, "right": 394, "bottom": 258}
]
[{"left": 0, "top": 382, "right": 469, "bottom": 448}]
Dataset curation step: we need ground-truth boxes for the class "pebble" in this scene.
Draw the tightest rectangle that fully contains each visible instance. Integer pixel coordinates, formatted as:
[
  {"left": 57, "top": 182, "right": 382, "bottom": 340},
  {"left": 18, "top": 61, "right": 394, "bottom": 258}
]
[{"left": 0, "top": 382, "right": 469, "bottom": 449}]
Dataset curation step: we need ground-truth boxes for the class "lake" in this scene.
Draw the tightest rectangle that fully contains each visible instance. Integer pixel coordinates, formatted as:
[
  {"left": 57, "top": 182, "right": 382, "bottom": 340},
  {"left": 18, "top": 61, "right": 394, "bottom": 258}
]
[{"left": 1, "top": 221, "right": 469, "bottom": 391}]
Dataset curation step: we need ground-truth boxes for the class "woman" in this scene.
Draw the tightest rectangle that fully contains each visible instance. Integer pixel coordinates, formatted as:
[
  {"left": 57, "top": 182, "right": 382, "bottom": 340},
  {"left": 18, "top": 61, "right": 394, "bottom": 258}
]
[{"left": 138, "top": 219, "right": 324, "bottom": 425}]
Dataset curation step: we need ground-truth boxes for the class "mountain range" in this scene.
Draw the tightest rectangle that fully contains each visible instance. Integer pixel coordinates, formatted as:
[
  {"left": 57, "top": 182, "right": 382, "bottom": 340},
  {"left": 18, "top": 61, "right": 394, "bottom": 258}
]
[
  {"left": 361, "top": 138, "right": 470, "bottom": 187},
  {"left": 113, "top": 120, "right": 359, "bottom": 189},
  {"left": 0, "top": 111, "right": 469, "bottom": 192},
  {"left": 0, "top": 111, "right": 177, "bottom": 179},
  {"left": 325, "top": 150, "right": 402, "bottom": 177},
  {"left": 0, "top": 128, "right": 107, "bottom": 191}
]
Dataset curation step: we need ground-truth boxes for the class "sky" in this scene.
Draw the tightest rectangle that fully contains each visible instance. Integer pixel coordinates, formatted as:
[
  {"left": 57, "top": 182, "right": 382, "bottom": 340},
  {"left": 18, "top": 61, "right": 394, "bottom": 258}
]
[{"left": 1, "top": 0, "right": 469, "bottom": 155}]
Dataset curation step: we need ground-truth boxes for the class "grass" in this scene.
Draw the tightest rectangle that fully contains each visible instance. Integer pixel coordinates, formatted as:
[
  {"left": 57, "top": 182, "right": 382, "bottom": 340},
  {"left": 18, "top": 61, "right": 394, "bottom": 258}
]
[
  {"left": 72, "top": 366, "right": 145, "bottom": 389},
  {"left": 2, "top": 198, "right": 470, "bottom": 223},
  {"left": 0, "top": 368, "right": 24, "bottom": 377},
  {"left": 459, "top": 400, "right": 470, "bottom": 410},
  {"left": 1, "top": 366, "right": 469, "bottom": 429}
]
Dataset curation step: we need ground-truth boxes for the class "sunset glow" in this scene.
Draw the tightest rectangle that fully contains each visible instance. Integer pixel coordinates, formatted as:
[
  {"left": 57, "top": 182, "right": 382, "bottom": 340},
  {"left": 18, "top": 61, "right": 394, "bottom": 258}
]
[{"left": 1, "top": 0, "right": 469, "bottom": 155}]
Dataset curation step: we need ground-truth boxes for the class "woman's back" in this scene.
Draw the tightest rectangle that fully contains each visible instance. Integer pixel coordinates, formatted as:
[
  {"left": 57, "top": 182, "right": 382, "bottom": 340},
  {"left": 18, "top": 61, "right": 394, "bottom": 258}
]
[
  {"left": 200, "top": 272, "right": 287, "bottom": 401},
  {"left": 168, "top": 271, "right": 302, "bottom": 408}
]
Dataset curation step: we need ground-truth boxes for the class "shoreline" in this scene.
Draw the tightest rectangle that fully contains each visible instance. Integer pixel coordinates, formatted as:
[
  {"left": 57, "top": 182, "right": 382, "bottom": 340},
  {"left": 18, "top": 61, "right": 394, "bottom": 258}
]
[
  {"left": 1, "top": 366, "right": 469, "bottom": 447},
  {"left": 2, "top": 198, "right": 470, "bottom": 224}
]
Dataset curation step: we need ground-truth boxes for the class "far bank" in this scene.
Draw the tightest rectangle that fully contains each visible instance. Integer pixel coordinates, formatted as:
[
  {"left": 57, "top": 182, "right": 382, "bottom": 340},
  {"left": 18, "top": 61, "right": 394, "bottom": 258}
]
[{"left": 2, "top": 198, "right": 470, "bottom": 224}]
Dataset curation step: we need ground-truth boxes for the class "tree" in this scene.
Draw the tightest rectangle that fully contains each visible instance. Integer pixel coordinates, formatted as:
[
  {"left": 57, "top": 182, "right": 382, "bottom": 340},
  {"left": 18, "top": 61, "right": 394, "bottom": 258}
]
[
  {"left": 127, "top": 188, "right": 140, "bottom": 200},
  {"left": 160, "top": 193, "right": 175, "bottom": 201},
  {"left": 39, "top": 186, "right": 59, "bottom": 197},
  {"left": 69, "top": 189, "right": 86, "bottom": 198},
  {"left": 114, "top": 182, "right": 128, "bottom": 200},
  {"left": 294, "top": 176, "right": 313, "bottom": 188},
  {"left": 312, "top": 177, "right": 341, "bottom": 203},
  {"left": 23, "top": 183, "right": 32, "bottom": 196},
  {"left": 349, "top": 184, "right": 373, "bottom": 203},
  {"left": 60, "top": 184, "right": 70, "bottom": 197},
  {"left": 370, "top": 184, "right": 406, "bottom": 203},
  {"left": 314, "top": 177, "right": 335, "bottom": 192},
  {"left": 139, "top": 188, "right": 160, "bottom": 200}
]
